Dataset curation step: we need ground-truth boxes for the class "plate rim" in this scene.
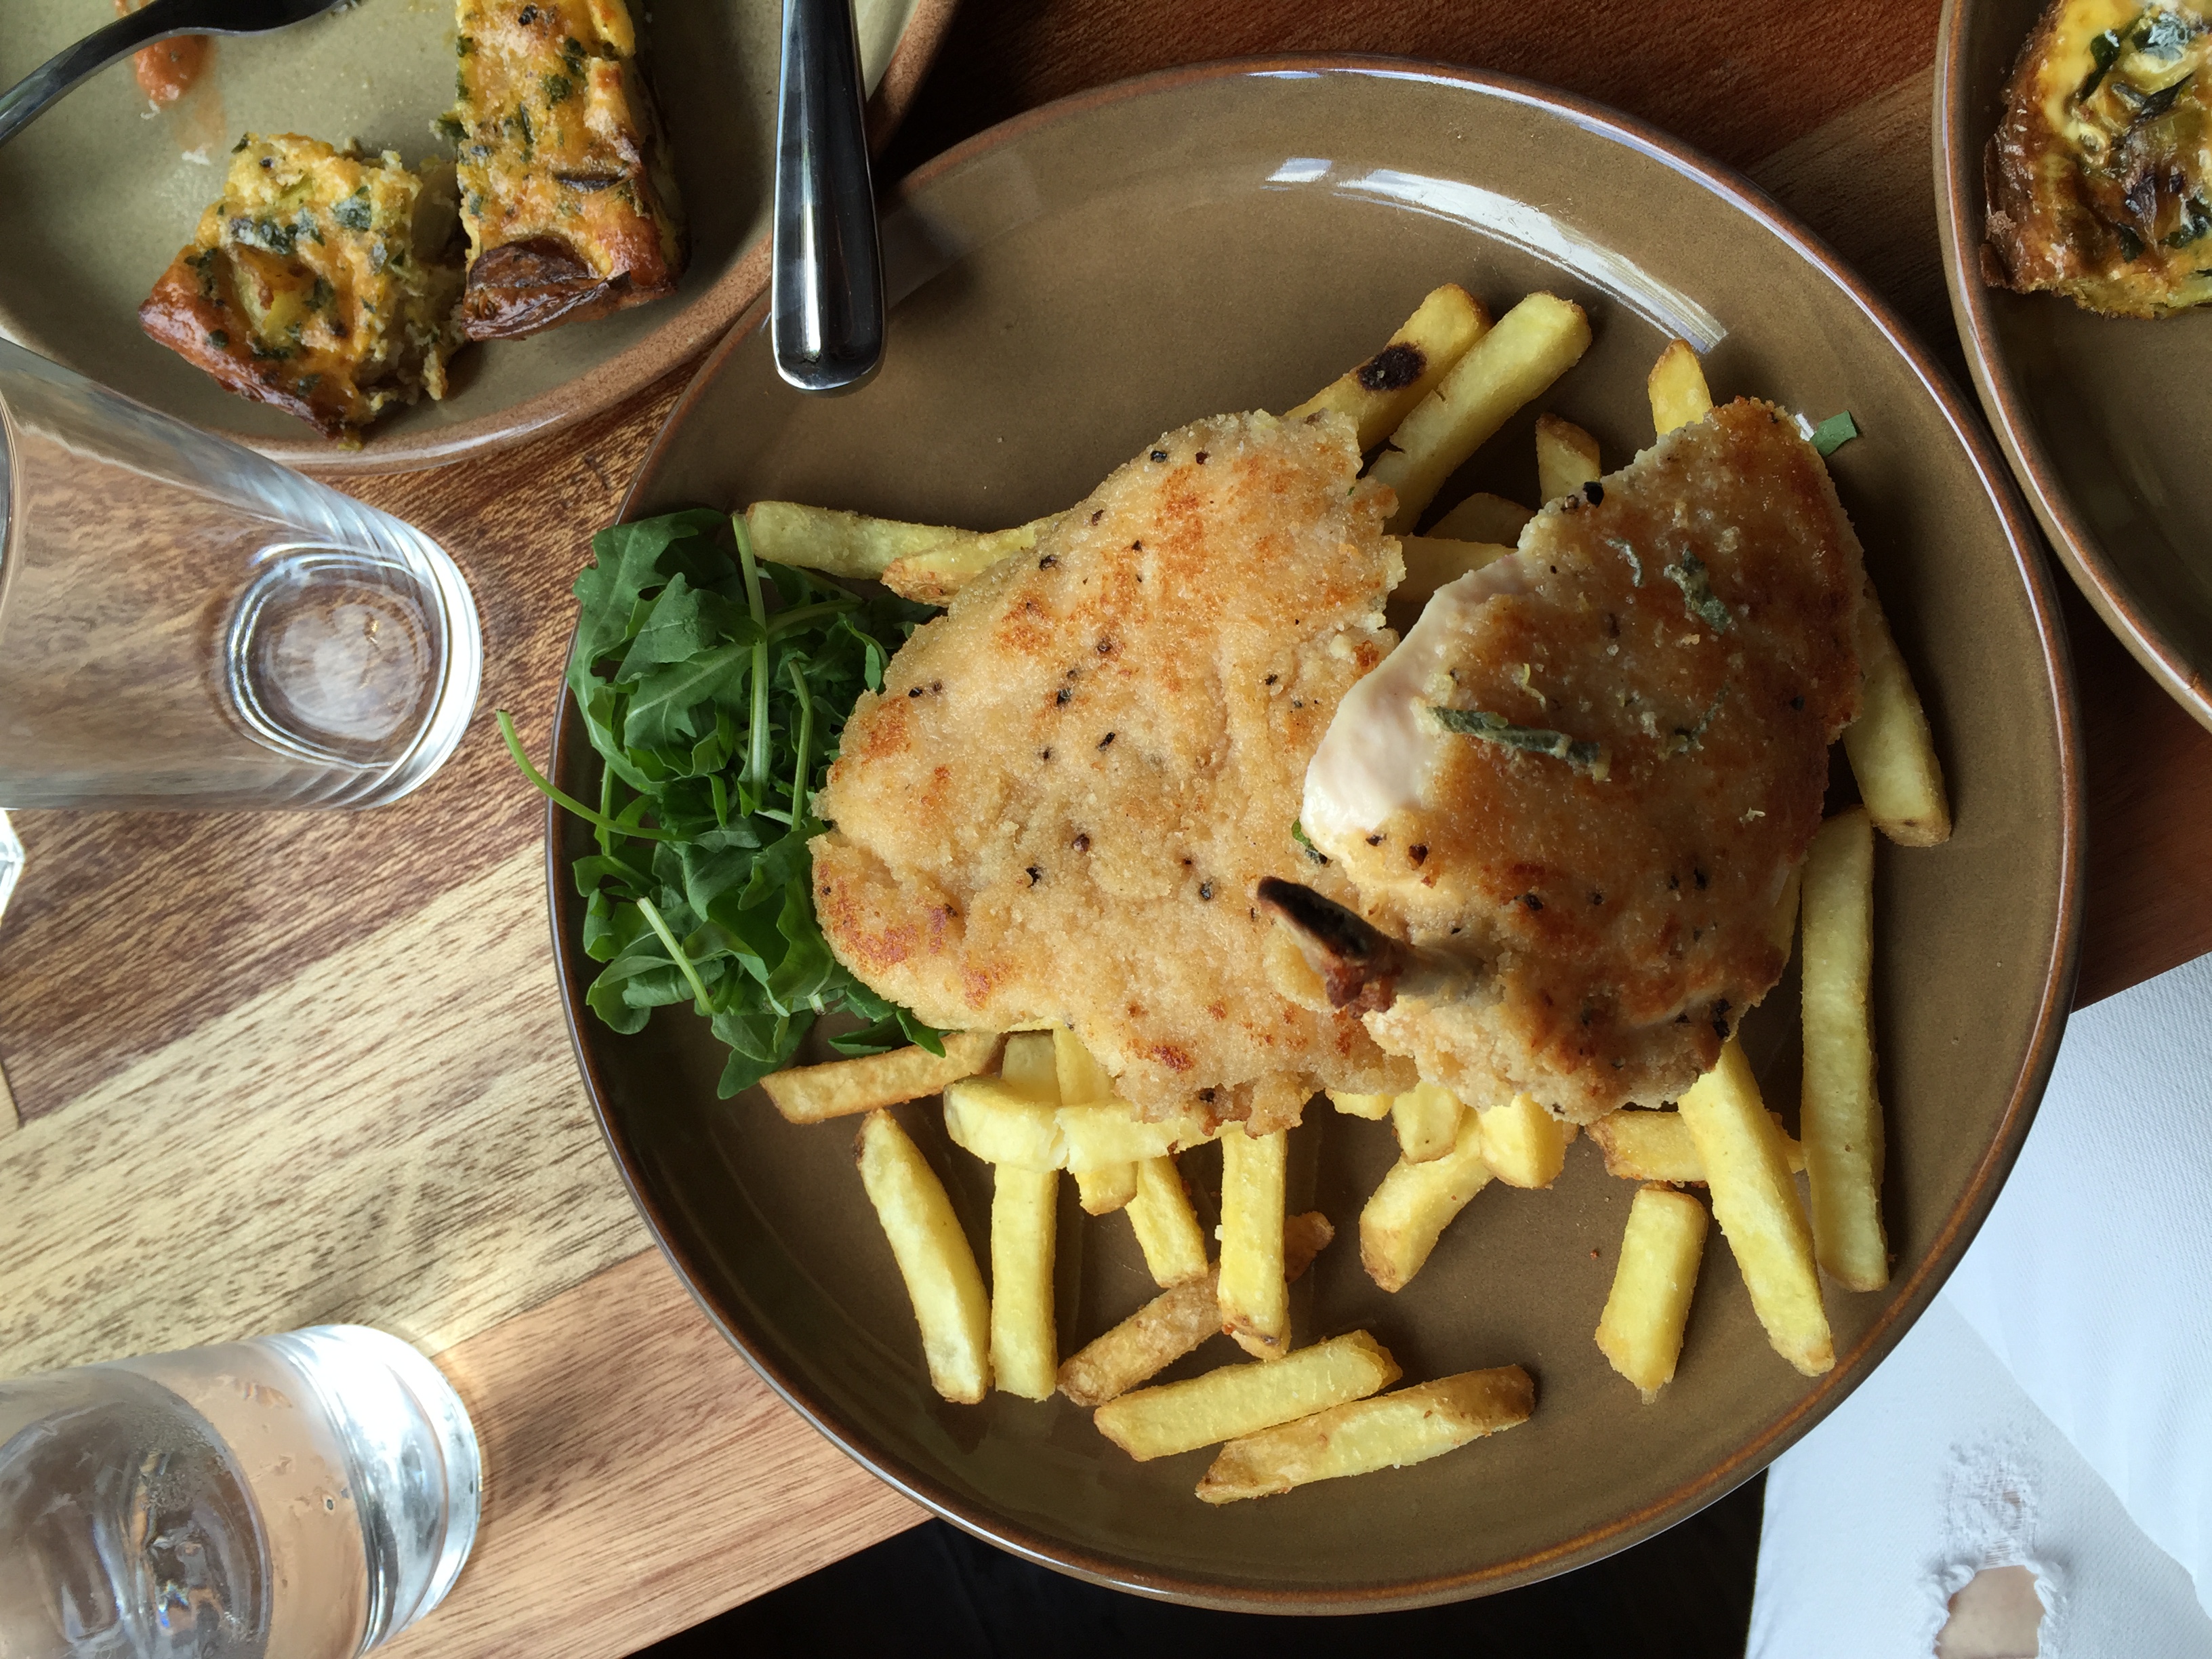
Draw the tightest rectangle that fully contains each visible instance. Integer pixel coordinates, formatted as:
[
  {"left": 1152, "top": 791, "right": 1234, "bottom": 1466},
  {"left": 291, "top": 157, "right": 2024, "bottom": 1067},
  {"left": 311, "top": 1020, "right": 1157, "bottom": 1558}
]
[
  {"left": 1933, "top": 0, "right": 2212, "bottom": 729},
  {"left": 181, "top": 0, "right": 960, "bottom": 476},
  {"left": 546, "top": 52, "right": 2086, "bottom": 1609}
]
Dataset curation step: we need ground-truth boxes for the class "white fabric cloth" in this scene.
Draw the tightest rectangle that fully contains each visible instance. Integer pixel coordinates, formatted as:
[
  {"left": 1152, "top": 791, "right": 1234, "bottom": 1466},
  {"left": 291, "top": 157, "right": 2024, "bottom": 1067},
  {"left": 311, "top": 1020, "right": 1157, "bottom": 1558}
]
[
  {"left": 1751, "top": 1296, "right": 2211, "bottom": 1657},
  {"left": 1750, "top": 950, "right": 2212, "bottom": 1654}
]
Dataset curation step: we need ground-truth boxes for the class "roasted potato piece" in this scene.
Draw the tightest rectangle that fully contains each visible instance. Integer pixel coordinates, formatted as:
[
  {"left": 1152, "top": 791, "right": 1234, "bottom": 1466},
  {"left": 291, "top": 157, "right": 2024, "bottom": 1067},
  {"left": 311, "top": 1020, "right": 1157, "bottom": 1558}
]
[
  {"left": 941, "top": 1076, "right": 1064, "bottom": 1170},
  {"left": 1801, "top": 807, "right": 1889, "bottom": 1291},
  {"left": 1197, "top": 1365, "right": 1534, "bottom": 1503},
  {"left": 855, "top": 1110, "right": 991, "bottom": 1403},
  {"left": 1360, "top": 1110, "right": 1494, "bottom": 1293},
  {"left": 1594, "top": 1184, "right": 1709, "bottom": 1401},
  {"left": 1126, "top": 1156, "right": 1209, "bottom": 1286},
  {"left": 760, "top": 1031, "right": 1004, "bottom": 1123},
  {"left": 1647, "top": 338, "right": 1715, "bottom": 436},
  {"left": 1076, "top": 1164, "right": 1140, "bottom": 1216},
  {"left": 1061, "top": 1101, "right": 1216, "bottom": 1170},
  {"left": 1328, "top": 1088, "right": 1395, "bottom": 1121},
  {"left": 1475, "top": 1093, "right": 1570, "bottom": 1189},
  {"left": 1288, "top": 284, "right": 1492, "bottom": 449},
  {"left": 880, "top": 517, "right": 1061, "bottom": 605},
  {"left": 1534, "top": 413, "right": 1601, "bottom": 502},
  {"left": 1392, "top": 1081, "right": 1463, "bottom": 1164},
  {"left": 1092, "top": 1331, "right": 1401, "bottom": 1461},
  {"left": 1427, "top": 490, "right": 1534, "bottom": 546},
  {"left": 1677, "top": 1040, "right": 1833, "bottom": 1376},
  {"left": 1052, "top": 1028, "right": 1118, "bottom": 1105},
  {"left": 1393, "top": 535, "right": 1515, "bottom": 624},
  {"left": 1057, "top": 1214, "right": 1334, "bottom": 1408},
  {"left": 989, "top": 1163, "right": 1060, "bottom": 1400},
  {"left": 1370, "top": 293, "right": 1593, "bottom": 533},
  {"left": 1843, "top": 596, "right": 1951, "bottom": 846},
  {"left": 1218, "top": 1124, "right": 1290, "bottom": 1357},
  {"left": 743, "top": 501, "right": 968, "bottom": 581},
  {"left": 1588, "top": 1108, "right": 1805, "bottom": 1184},
  {"left": 998, "top": 1032, "right": 1061, "bottom": 1103}
]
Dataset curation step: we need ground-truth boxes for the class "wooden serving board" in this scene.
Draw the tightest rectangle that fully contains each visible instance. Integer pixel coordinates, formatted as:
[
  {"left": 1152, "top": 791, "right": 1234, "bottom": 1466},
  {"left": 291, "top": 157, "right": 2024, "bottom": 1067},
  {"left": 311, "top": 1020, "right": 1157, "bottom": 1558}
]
[{"left": 5, "top": 4, "right": 2212, "bottom": 1654}]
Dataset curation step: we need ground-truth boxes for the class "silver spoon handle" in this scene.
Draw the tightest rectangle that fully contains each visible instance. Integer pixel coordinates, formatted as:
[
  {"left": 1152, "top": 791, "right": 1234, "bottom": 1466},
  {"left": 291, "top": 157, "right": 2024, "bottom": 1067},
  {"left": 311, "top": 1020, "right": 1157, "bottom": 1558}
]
[
  {"left": 770, "top": 0, "right": 884, "bottom": 394},
  {"left": 0, "top": 0, "right": 211, "bottom": 148}
]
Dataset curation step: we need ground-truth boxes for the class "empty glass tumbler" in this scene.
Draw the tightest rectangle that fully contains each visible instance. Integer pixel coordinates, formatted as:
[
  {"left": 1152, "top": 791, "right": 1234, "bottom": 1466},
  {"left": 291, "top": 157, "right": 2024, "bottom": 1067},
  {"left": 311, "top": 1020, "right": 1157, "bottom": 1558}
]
[
  {"left": 0, "top": 342, "right": 480, "bottom": 809},
  {"left": 0, "top": 1324, "right": 481, "bottom": 1658}
]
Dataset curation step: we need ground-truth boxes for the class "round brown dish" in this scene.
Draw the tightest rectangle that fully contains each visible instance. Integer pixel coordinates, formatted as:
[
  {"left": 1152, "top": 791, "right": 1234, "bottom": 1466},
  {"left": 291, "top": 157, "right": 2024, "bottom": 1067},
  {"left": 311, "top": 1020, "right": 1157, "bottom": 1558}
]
[
  {"left": 550, "top": 58, "right": 2080, "bottom": 1608},
  {"left": 0, "top": 0, "right": 955, "bottom": 474},
  {"left": 1938, "top": 0, "right": 2212, "bottom": 729}
]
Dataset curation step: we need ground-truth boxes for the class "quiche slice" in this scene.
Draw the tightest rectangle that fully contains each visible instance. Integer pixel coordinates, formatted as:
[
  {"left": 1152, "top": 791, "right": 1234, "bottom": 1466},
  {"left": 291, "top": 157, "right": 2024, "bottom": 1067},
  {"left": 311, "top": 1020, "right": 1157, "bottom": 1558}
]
[
  {"left": 139, "top": 134, "right": 468, "bottom": 438},
  {"left": 1984, "top": 0, "right": 2212, "bottom": 317},
  {"left": 443, "top": 0, "right": 687, "bottom": 340}
]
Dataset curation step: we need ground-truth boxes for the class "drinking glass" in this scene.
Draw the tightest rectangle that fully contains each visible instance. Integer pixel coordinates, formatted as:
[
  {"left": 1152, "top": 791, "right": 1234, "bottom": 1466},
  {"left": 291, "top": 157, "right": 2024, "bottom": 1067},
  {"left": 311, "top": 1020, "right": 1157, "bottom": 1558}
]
[
  {"left": 0, "top": 1324, "right": 481, "bottom": 1658},
  {"left": 0, "top": 341, "right": 481, "bottom": 809}
]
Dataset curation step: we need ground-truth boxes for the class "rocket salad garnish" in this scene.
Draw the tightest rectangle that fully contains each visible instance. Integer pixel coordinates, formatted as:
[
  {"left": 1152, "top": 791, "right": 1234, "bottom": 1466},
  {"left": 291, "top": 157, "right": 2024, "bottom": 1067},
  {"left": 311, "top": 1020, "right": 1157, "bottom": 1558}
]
[{"left": 501, "top": 508, "right": 942, "bottom": 1097}]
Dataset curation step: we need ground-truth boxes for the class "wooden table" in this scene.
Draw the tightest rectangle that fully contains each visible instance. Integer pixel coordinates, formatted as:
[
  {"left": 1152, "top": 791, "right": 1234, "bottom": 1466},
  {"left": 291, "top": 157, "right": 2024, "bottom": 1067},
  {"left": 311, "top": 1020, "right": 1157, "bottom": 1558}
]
[{"left": 6, "top": 3, "right": 2212, "bottom": 1654}]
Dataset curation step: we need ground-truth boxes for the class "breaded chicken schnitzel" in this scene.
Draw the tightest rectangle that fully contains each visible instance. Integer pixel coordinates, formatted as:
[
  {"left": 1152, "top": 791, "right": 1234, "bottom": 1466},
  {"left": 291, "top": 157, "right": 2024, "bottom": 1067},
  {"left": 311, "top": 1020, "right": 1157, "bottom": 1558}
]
[
  {"left": 811, "top": 410, "right": 1418, "bottom": 1129},
  {"left": 1278, "top": 398, "right": 1866, "bottom": 1122}
]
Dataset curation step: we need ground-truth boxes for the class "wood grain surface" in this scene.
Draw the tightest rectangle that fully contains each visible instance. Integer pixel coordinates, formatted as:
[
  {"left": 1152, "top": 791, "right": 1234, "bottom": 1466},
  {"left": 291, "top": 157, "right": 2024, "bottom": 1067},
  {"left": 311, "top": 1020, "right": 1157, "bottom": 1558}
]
[{"left": 5, "top": 5, "right": 2212, "bottom": 1656}]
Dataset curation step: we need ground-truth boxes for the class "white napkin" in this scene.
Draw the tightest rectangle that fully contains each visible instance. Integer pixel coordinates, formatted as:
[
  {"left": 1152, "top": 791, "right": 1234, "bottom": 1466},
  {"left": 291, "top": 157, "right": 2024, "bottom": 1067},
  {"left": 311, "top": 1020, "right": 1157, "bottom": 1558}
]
[
  {"left": 1749, "top": 949, "right": 2212, "bottom": 1651},
  {"left": 1751, "top": 1296, "right": 2211, "bottom": 1656},
  {"left": 1942, "top": 949, "right": 2212, "bottom": 1622}
]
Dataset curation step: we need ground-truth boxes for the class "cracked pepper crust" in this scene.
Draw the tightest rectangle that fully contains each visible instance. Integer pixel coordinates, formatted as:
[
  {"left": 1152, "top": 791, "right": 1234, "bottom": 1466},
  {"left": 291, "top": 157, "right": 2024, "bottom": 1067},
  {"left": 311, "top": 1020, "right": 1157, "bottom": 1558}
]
[
  {"left": 810, "top": 411, "right": 1418, "bottom": 1128},
  {"left": 1307, "top": 400, "right": 1865, "bottom": 1121}
]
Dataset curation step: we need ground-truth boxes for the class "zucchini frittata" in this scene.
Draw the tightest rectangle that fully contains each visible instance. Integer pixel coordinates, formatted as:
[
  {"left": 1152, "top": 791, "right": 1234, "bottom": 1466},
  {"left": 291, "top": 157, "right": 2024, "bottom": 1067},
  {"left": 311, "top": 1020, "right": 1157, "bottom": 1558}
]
[
  {"left": 1985, "top": 0, "right": 2212, "bottom": 317},
  {"left": 443, "top": 0, "right": 687, "bottom": 340},
  {"left": 139, "top": 134, "right": 468, "bottom": 438}
]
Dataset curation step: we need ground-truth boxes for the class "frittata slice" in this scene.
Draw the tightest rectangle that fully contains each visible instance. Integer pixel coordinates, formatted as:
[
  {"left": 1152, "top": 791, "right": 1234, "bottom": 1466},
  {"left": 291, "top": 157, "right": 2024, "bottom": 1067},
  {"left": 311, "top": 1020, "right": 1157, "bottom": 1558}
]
[
  {"left": 139, "top": 134, "right": 468, "bottom": 438},
  {"left": 443, "top": 0, "right": 686, "bottom": 340},
  {"left": 1984, "top": 0, "right": 2212, "bottom": 317}
]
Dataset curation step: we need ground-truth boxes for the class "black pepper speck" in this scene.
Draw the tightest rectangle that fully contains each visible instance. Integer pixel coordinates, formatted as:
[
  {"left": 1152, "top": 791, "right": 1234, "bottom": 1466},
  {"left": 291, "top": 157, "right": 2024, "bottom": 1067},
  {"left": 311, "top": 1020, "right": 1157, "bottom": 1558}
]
[{"left": 1582, "top": 480, "right": 1605, "bottom": 506}]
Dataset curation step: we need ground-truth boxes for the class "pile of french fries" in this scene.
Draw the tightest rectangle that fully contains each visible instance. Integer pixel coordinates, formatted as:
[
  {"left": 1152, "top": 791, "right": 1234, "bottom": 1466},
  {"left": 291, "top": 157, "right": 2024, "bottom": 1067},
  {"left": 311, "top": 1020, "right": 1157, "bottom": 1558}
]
[{"left": 744, "top": 287, "right": 1951, "bottom": 1502}]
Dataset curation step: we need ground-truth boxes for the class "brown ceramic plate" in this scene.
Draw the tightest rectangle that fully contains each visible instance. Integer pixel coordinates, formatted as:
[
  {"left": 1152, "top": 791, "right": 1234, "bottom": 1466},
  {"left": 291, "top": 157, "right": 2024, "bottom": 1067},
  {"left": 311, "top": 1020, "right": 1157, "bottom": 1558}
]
[
  {"left": 0, "top": 0, "right": 952, "bottom": 475},
  {"left": 1937, "top": 0, "right": 2212, "bottom": 726},
  {"left": 549, "top": 58, "right": 2081, "bottom": 1608}
]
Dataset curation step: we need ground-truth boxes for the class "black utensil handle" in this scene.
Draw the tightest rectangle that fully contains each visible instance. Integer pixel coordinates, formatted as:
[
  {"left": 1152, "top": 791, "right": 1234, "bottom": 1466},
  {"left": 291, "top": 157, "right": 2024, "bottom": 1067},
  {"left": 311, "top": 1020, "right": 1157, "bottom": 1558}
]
[
  {"left": 0, "top": 0, "right": 217, "bottom": 148},
  {"left": 770, "top": 0, "right": 885, "bottom": 395}
]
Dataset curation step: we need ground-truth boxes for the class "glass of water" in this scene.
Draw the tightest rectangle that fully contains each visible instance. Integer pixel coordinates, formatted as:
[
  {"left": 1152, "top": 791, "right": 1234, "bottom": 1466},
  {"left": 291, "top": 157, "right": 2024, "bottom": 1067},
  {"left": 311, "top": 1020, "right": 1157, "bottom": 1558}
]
[
  {"left": 0, "top": 341, "right": 480, "bottom": 810},
  {"left": 0, "top": 1324, "right": 481, "bottom": 1658}
]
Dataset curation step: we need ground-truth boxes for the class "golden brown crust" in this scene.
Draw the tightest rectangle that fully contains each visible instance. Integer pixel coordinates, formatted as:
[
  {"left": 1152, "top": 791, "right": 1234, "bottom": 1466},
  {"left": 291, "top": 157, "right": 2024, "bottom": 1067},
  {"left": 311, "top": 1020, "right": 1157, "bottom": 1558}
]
[
  {"left": 1983, "top": 0, "right": 2212, "bottom": 318},
  {"left": 138, "top": 135, "right": 466, "bottom": 438},
  {"left": 449, "top": 0, "right": 685, "bottom": 341},
  {"left": 811, "top": 411, "right": 1418, "bottom": 1124}
]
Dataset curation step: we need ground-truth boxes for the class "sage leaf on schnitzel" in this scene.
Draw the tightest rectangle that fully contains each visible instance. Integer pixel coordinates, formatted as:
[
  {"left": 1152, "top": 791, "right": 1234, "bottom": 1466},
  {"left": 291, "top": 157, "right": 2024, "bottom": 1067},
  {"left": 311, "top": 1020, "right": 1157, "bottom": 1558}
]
[
  {"left": 506, "top": 508, "right": 945, "bottom": 1097},
  {"left": 1809, "top": 411, "right": 1859, "bottom": 457},
  {"left": 1429, "top": 705, "right": 1610, "bottom": 775},
  {"left": 1663, "top": 552, "right": 1734, "bottom": 633}
]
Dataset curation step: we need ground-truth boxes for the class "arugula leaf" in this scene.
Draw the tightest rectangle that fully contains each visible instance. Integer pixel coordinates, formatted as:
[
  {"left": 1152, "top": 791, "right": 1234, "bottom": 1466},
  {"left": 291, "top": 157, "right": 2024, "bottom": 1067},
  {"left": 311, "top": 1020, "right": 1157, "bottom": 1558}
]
[{"left": 506, "top": 509, "right": 945, "bottom": 1096}]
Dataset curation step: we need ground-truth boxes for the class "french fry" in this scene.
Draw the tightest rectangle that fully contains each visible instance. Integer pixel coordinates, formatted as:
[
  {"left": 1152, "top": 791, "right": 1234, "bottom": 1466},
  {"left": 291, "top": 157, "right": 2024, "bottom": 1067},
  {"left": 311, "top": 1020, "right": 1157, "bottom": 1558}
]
[
  {"left": 942, "top": 1076, "right": 1065, "bottom": 1170},
  {"left": 1057, "top": 1214, "right": 1333, "bottom": 1408},
  {"left": 1588, "top": 1108, "right": 1805, "bottom": 1183},
  {"left": 854, "top": 1110, "right": 991, "bottom": 1403},
  {"left": 1427, "top": 490, "right": 1534, "bottom": 546},
  {"left": 1534, "top": 413, "right": 1601, "bottom": 502},
  {"left": 1844, "top": 593, "right": 1952, "bottom": 846},
  {"left": 1196, "top": 1366, "right": 1534, "bottom": 1503},
  {"left": 1288, "top": 284, "right": 1492, "bottom": 450},
  {"left": 1218, "top": 1124, "right": 1289, "bottom": 1357},
  {"left": 1328, "top": 1088, "right": 1395, "bottom": 1121},
  {"left": 1360, "top": 1110, "right": 1494, "bottom": 1292},
  {"left": 1594, "top": 1185, "right": 1709, "bottom": 1401},
  {"left": 1076, "top": 1164, "right": 1139, "bottom": 1216},
  {"left": 1801, "top": 808, "right": 1888, "bottom": 1291},
  {"left": 1393, "top": 535, "right": 1514, "bottom": 619},
  {"left": 1768, "top": 865, "right": 1803, "bottom": 967},
  {"left": 998, "top": 1031, "right": 1061, "bottom": 1103},
  {"left": 1060, "top": 1101, "right": 1215, "bottom": 1170},
  {"left": 1052, "top": 1027, "right": 1117, "bottom": 1105},
  {"left": 1475, "top": 1093, "right": 1569, "bottom": 1189},
  {"left": 989, "top": 1163, "right": 1060, "bottom": 1399},
  {"left": 760, "top": 1030, "right": 1004, "bottom": 1123},
  {"left": 1126, "top": 1155, "right": 1209, "bottom": 1285},
  {"left": 1392, "top": 1081, "right": 1463, "bottom": 1164},
  {"left": 1647, "top": 339, "right": 1714, "bottom": 436},
  {"left": 742, "top": 501, "right": 971, "bottom": 579},
  {"left": 1677, "top": 1039, "right": 1834, "bottom": 1376},
  {"left": 879, "top": 516, "right": 1059, "bottom": 605},
  {"left": 1092, "top": 1331, "right": 1401, "bottom": 1461},
  {"left": 1370, "top": 293, "right": 1593, "bottom": 533}
]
